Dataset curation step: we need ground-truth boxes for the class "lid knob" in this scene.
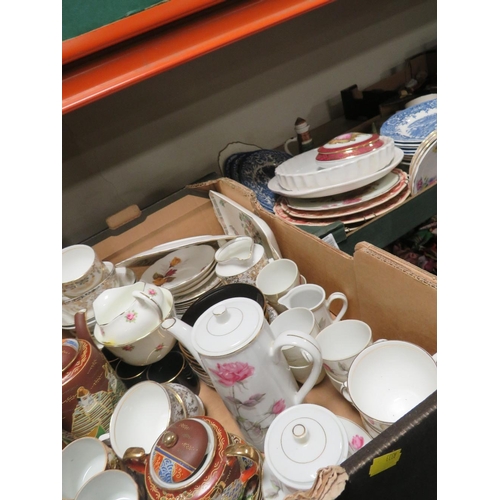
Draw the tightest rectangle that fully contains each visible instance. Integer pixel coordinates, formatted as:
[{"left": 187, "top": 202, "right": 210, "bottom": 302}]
[
  {"left": 161, "top": 430, "right": 178, "bottom": 448},
  {"left": 292, "top": 424, "right": 309, "bottom": 444},
  {"left": 213, "top": 305, "right": 230, "bottom": 324}
]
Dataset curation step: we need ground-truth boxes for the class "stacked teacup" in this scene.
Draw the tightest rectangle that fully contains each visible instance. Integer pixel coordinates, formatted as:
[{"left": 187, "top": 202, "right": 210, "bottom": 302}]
[{"left": 62, "top": 244, "right": 120, "bottom": 328}]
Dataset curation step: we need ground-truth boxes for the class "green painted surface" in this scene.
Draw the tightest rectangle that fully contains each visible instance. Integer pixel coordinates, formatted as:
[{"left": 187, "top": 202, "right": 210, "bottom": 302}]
[{"left": 62, "top": 0, "right": 168, "bottom": 41}]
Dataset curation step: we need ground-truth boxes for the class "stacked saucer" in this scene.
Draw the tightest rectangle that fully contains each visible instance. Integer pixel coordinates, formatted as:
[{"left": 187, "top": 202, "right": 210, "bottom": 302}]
[{"left": 140, "top": 244, "right": 221, "bottom": 317}]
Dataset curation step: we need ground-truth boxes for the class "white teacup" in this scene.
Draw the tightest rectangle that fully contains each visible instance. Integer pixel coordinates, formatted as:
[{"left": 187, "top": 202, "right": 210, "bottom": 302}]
[
  {"left": 62, "top": 244, "right": 106, "bottom": 298},
  {"left": 341, "top": 339, "right": 437, "bottom": 436},
  {"left": 62, "top": 437, "right": 120, "bottom": 500},
  {"left": 74, "top": 470, "right": 139, "bottom": 500},
  {"left": 315, "top": 319, "right": 372, "bottom": 382},
  {"left": 269, "top": 307, "right": 324, "bottom": 385},
  {"left": 256, "top": 259, "right": 301, "bottom": 311},
  {"left": 278, "top": 283, "right": 348, "bottom": 330}
]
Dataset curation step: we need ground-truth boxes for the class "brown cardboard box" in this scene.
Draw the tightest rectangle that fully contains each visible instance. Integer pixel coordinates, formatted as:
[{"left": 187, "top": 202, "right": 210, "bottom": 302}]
[{"left": 92, "top": 177, "right": 437, "bottom": 499}]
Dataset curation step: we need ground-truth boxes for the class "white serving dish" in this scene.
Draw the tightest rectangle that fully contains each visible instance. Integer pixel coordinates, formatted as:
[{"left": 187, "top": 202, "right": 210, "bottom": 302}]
[{"left": 274, "top": 136, "right": 395, "bottom": 191}]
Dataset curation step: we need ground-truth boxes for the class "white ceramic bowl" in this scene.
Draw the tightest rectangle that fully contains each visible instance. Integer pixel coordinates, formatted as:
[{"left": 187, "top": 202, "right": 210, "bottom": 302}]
[
  {"left": 274, "top": 136, "right": 395, "bottom": 190},
  {"left": 109, "top": 381, "right": 183, "bottom": 459}
]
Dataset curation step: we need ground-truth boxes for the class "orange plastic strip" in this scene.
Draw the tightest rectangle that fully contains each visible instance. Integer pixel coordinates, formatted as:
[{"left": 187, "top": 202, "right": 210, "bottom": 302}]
[
  {"left": 62, "top": 0, "right": 227, "bottom": 65},
  {"left": 62, "top": 0, "right": 335, "bottom": 114}
]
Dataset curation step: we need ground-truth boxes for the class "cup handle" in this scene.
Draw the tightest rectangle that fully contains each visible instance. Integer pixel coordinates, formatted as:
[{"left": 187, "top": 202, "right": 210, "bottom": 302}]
[
  {"left": 284, "top": 137, "right": 298, "bottom": 155},
  {"left": 340, "top": 381, "right": 353, "bottom": 403},
  {"left": 99, "top": 432, "right": 111, "bottom": 446},
  {"left": 270, "top": 330, "right": 322, "bottom": 406},
  {"left": 326, "top": 292, "right": 348, "bottom": 322}
]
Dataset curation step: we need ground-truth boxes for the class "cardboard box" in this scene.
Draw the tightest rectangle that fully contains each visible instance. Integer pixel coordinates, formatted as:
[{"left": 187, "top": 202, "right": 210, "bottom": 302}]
[{"left": 92, "top": 177, "right": 437, "bottom": 498}]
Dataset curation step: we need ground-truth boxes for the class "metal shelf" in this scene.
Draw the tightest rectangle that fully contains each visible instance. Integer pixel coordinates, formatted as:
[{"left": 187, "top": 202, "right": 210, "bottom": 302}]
[{"left": 62, "top": 0, "right": 335, "bottom": 114}]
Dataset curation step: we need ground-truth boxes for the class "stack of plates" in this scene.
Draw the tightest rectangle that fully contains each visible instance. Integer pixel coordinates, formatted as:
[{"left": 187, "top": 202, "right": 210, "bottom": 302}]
[
  {"left": 140, "top": 244, "right": 221, "bottom": 317},
  {"left": 408, "top": 130, "right": 437, "bottom": 196},
  {"left": 274, "top": 168, "right": 410, "bottom": 227},
  {"left": 380, "top": 97, "right": 437, "bottom": 168}
]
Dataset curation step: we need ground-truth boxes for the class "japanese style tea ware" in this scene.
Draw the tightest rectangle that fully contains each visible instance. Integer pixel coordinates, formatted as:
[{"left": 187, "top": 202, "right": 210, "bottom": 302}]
[
  {"left": 122, "top": 416, "right": 261, "bottom": 500},
  {"left": 159, "top": 293, "right": 323, "bottom": 451},
  {"left": 62, "top": 335, "right": 127, "bottom": 439}
]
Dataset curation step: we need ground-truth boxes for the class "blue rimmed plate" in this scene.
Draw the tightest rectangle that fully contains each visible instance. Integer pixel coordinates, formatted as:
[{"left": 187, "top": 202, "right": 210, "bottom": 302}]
[{"left": 381, "top": 98, "right": 437, "bottom": 142}]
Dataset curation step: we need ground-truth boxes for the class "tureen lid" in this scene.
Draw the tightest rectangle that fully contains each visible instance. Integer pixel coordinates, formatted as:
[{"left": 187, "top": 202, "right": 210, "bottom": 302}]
[
  {"left": 149, "top": 418, "right": 213, "bottom": 489},
  {"left": 192, "top": 297, "right": 263, "bottom": 356},
  {"left": 264, "top": 404, "right": 348, "bottom": 491}
]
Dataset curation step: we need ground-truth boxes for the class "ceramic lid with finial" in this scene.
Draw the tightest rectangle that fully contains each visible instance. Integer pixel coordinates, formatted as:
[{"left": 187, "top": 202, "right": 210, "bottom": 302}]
[
  {"left": 264, "top": 404, "right": 349, "bottom": 491},
  {"left": 316, "top": 132, "right": 384, "bottom": 161},
  {"left": 192, "top": 297, "right": 263, "bottom": 357},
  {"left": 149, "top": 418, "right": 214, "bottom": 489}
]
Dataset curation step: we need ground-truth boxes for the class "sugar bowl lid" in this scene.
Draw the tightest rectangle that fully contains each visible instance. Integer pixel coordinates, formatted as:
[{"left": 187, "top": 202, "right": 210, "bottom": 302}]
[
  {"left": 264, "top": 404, "right": 349, "bottom": 491},
  {"left": 316, "top": 132, "right": 384, "bottom": 161},
  {"left": 149, "top": 418, "right": 214, "bottom": 489}
]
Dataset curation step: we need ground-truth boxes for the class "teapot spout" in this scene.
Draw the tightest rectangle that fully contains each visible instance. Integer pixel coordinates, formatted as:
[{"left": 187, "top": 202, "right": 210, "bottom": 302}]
[{"left": 160, "top": 317, "right": 202, "bottom": 366}]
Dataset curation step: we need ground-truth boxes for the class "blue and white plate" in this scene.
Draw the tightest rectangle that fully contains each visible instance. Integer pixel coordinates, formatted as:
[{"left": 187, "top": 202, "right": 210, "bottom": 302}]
[
  {"left": 381, "top": 98, "right": 437, "bottom": 143},
  {"left": 237, "top": 149, "right": 292, "bottom": 212}
]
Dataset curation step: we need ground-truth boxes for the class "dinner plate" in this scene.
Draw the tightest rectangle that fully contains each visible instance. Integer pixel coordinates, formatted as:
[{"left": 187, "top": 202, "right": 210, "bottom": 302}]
[
  {"left": 209, "top": 190, "right": 282, "bottom": 260},
  {"left": 267, "top": 148, "right": 403, "bottom": 199},
  {"left": 218, "top": 141, "right": 262, "bottom": 176},
  {"left": 140, "top": 245, "right": 216, "bottom": 293},
  {"left": 284, "top": 169, "right": 404, "bottom": 211},
  {"left": 116, "top": 235, "right": 236, "bottom": 269},
  {"left": 281, "top": 169, "right": 408, "bottom": 218},
  {"left": 380, "top": 98, "right": 437, "bottom": 142},
  {"left": 274, "top": 185, "right": 410, "bottom": 226}
]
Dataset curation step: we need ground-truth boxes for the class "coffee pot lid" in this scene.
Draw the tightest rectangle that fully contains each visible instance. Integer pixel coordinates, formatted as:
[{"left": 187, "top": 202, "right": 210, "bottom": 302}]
[
  {"left": 192, "top": 297, "right": 263, "bottom": 357},
  {"left": 264, "top": 404, "right": 349, "bottom": 491},
  {"left": 150, "top": 418, "right": 212, "bottom": 489}
]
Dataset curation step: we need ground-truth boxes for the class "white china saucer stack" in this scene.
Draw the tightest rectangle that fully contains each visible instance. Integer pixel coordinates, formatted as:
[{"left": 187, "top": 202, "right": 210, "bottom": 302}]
[{"left": 140, "top": 244, "right": 221, "bottom": 318}]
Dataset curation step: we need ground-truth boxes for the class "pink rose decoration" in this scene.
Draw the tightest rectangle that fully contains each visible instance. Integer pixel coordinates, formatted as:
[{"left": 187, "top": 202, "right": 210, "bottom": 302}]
[
  {"left": 147, "top": 288, "right": 158, "bottom": 296},
  {"left": 271, "top": 399, "right": 286, "bottom": 415},
  {"left": 210, "top": 362, "right": 255, "bottom": 387},
  {"left": 125, "top": 311, "right": 137, "bottom": 322},
  {"left": 351, "top": 435, "right": 364, "bottom": 450}
]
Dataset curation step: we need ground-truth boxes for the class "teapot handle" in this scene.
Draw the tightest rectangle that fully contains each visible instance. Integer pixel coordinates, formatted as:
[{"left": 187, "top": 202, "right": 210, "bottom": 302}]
[
  {"left": 225, "top": 442, "right": 262, "bottom": 485},
  {"left": 132, "top": 291, "right": 165, "bottom": 320},
  {"left": 270, "top": 330, "right": 322, "bottom": 406}
]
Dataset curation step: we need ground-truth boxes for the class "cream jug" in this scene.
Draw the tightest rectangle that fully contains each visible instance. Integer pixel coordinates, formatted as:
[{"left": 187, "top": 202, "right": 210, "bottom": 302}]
[{"left": 157, "top": 294, "right": 323, "bottom": 452}]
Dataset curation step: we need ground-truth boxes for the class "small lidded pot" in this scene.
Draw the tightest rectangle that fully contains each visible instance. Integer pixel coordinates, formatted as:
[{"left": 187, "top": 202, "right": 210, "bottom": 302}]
[
  {"left": 123, "top": 416, "right": 261, "bottom": 500},
  {"left": 264, "top": 404, "right": 348, "bottom": 494}
]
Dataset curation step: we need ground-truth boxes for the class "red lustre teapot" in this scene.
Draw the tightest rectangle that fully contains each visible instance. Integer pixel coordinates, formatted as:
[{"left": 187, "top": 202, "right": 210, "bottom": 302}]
[
  {"left": 123, "top": 416, "right": 261, "bottom": 500},
  {"left": 62, "top": 331, "right": 127, "bottom": 438}
]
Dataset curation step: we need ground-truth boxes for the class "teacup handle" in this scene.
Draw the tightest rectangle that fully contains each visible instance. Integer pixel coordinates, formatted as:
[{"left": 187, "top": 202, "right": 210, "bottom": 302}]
[
  {"left": 340, "top": 381, "right": 353, "bottom": 403},
  {"left": 326, "top": 292, "right": 348, "bottom": 323},
  {"left": 270, "top": 330, "right": 322, "bottom": 406},
  {"left": 284, "top": 136, "right": 299, "bottom": 155}
]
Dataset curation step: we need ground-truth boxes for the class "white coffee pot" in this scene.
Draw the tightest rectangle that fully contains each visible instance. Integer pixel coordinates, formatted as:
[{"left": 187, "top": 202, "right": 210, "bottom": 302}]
[{"left": 157, "top": 292, "right": 323, "bottom": 452}]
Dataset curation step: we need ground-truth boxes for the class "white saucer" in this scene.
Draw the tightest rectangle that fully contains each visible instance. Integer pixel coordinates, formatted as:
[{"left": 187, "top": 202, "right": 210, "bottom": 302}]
[
  {"left": 267, "top": 148, "right": 403, "bottom": 199},
  {"left": 338, "top": 417, "right": 372, "bottom": 456}
]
